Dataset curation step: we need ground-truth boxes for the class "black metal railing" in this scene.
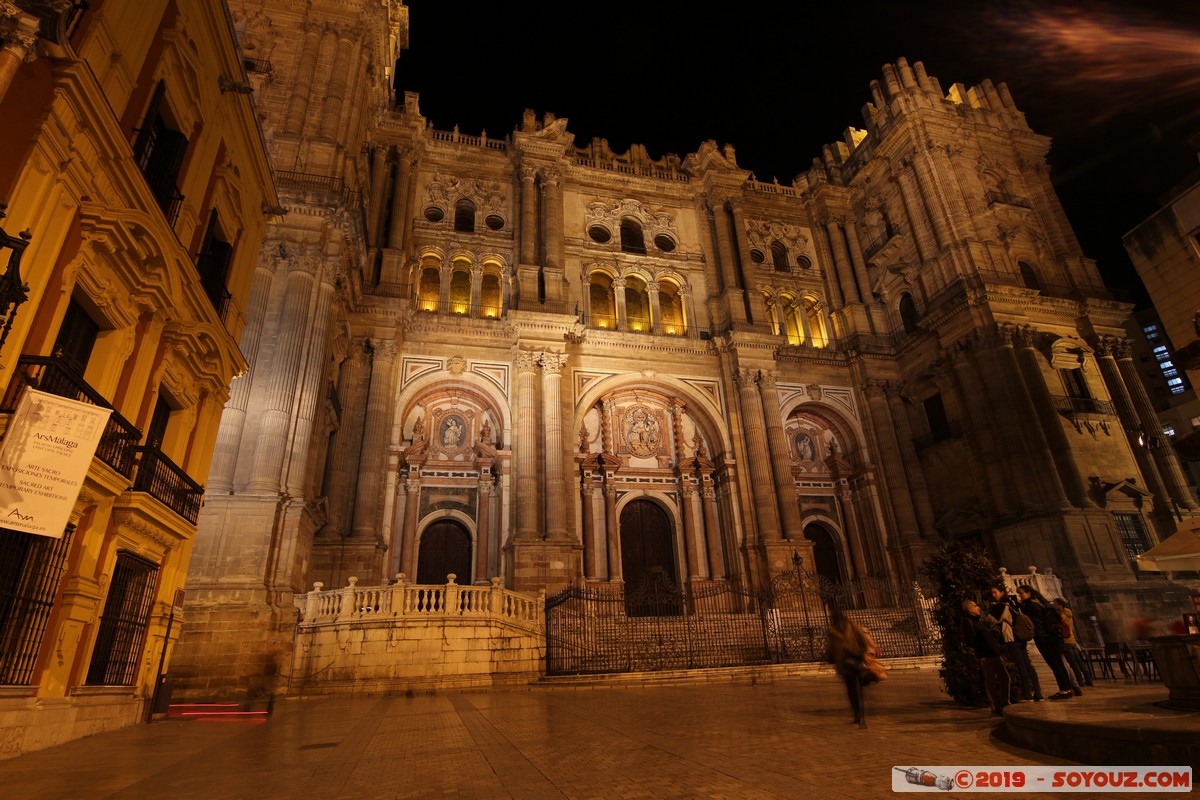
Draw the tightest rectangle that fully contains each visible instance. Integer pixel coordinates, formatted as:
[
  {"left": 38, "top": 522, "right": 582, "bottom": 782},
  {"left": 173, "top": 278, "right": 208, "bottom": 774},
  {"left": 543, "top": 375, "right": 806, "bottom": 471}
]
[
  {"left": 275, "top": 170, "right": 361, "bottom": 210},
  {"left": 242, "top": 57, "right": 273, "bottom": 75},
  {"left": 1052, "top": 395, "right": 1117, "bottom": 417},
  {"left": 2, "top": 356, "right": 141, "bottom": 477},
  {"left": 579, "top": 312, "right": 694, "bottom": 337},
  {"left": 132, "top": 447, "right": 204, "bottom": 524},
  {"left": 412, "top": 299, "right": 505, "bottom": 319},
  {"left": 0, "top": 524, "right": 74, "bottom": 685},
  {"left": 545, "top": 565, "right": 939, "bottom": 675}
]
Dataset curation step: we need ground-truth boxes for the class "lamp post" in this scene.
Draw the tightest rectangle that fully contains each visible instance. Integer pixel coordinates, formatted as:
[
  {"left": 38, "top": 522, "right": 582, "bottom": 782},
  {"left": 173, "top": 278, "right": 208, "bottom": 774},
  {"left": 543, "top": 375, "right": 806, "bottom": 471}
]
[{"left": 0, "top": 202, "right": 31, "bottom": 357}]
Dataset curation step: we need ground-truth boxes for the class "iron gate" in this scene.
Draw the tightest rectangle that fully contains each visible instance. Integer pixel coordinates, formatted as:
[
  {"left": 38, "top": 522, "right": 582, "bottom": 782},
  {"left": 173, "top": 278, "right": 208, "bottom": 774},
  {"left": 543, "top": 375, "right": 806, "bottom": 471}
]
[{"left": 545, "top": 565, "right": 940, "bottom": 675}]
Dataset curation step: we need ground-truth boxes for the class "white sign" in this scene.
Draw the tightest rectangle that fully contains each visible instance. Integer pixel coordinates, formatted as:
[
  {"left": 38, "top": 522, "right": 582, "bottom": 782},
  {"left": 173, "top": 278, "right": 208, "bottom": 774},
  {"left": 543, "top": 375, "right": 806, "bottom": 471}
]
[{"left": 0, "top": 388, "right": 112, "bottom": 538}]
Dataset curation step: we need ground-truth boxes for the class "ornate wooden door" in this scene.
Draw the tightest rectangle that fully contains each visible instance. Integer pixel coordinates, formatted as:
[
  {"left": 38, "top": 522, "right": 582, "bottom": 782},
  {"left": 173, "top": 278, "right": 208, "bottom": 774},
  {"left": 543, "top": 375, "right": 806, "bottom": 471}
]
[{"left": 416, "top": 520, "right": 472, "bottom": 584}]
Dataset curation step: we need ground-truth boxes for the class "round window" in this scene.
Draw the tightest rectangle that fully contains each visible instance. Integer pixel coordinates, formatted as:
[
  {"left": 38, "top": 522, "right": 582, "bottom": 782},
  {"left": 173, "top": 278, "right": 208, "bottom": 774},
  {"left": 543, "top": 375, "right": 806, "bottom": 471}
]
[
  {"left": 749, "top": 249, "right": 765, "bottom": 264},
  {"left": 424, "top": 206, "right": 445, "bottom": 222},
  {"left": 588, "top": 225, "right": 612, "bottom": 244},
  {"left": 485, "top": 214, "right": 504, "bottom": 231},
  {"left": 653, "top": 234, "right": 676, "bottom": 253}
]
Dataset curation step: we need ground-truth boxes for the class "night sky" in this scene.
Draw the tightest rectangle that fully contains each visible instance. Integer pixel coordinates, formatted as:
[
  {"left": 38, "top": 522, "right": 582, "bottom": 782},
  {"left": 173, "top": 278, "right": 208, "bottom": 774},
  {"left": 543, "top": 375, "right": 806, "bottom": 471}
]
[{"left": 397, "top": 1, "right": 1200, "bottom": 305}]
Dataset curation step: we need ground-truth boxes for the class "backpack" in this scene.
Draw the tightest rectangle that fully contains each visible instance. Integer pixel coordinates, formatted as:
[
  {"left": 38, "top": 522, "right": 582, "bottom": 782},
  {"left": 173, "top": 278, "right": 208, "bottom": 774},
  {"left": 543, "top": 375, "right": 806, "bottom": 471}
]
[{"left": 1011, "top": 611, "right": 1035, "bottom": 642}]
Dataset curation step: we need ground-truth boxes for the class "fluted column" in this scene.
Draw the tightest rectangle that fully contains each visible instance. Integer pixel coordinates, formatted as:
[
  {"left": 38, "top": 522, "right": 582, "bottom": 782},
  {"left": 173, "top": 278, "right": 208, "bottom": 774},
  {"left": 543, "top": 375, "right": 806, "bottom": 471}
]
[
  {"left": 285, "top": 28, "right": 322, "bottom": 135},
  {"left": 514, "top": 352, "right": 540, "bottom": 540},
  {"left": 735, "top": 368, "right": 782, "bottom": 542},
  {"left": 613, "top": 278, "right": 629, "bottom": 329},
  {"left": 1112, "top": 341, "right": 1198, "bottom": 509},
  {"left": 367, "top": 146, "right": 390, "bottom": 246},
  {"left": 700, "top": 480, "right": 725, "bottom": 578},
  {"left": 813, "top": 224, "right": 846, "bottom": 309},
  {"left": 944, "top": 346, "right": 1015, "bottom": 513},
  {"left": 247, "top": 268, "right": 315, "bottom": 491},
  {"left": 1012, "top": 326, "right": 1093, "bottom": 507},
  {"left": 283, "top": 276, "right": 337, "bottom": 495},
  {"left": 322, "top": 342, "right": 370, "bottom": 533},
  {"left": 604, "top": 482, "right": 621, "bottom": 581},
  {"left": 542, "top": 171, "right": 562, "bottom": 270},
  {"left": 386, "top": 148, "right": 412, "bottom": 250},
  {"left": 0, "top": 8, "right": 38, "bottom": 107},
  {"left": 541, "top": 352, "right": 568, "bottom": 539},
  {"left": 709, "top": 201, "right": 747, "bottom": 323},
  {"left": 352, "top": 341, "right": 397, "bottom": 537},
  {"left": 1093, "top": 339, "right": 1170, "bottom": 509},
  {"left": 843, "top": 220, "right": 872, "bottom": 304},
  {"left": 680, "top": 483, "right": 702, "bottom": 580},
  {"left": 580, "top": 479, "right": 598, "bottom": 579},
  {"left": 647, "top": 284, "right": 662, "bottom": 333},
  {"left": 469, "top": 265, "right": 483, "bottom": 314},
  {"left": 209, "top": 265, "right": 273, "bottom": 490},
  {"left": 400, "top": 477, "right": 421, "bottom": 577},
  {"left": 729, "top": 201, "right": 770, "bottom": 325},
  {"left": 825, "top": 220, "right": 861, "bottom": 304},
  {"left": 861, "top": 380, "right": 922, "bottom": 544},
  {"left": 882, "top": 384, "right": 937, "bottom": 532},
  {"left": 519, "top": 166, "right": 538, "bottom": 264},
  {"left": 893, "top": 166, "right": 937, "bottom": 263},
  {"left": 319, "top": 32, "right": 355, "bottom": 139},
  {"left": 758, "top": 371, "right": 803, "bottom": 538},
  {"left": 475, "top": 479, "right": 493, "bottom": 582}
]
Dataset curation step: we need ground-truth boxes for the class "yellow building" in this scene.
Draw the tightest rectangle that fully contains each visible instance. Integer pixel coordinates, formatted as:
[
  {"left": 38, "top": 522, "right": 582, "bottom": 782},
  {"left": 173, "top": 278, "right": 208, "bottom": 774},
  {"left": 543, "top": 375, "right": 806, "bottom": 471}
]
[{"left": 0, "top": 0, "right": 275, "bottom": 755}]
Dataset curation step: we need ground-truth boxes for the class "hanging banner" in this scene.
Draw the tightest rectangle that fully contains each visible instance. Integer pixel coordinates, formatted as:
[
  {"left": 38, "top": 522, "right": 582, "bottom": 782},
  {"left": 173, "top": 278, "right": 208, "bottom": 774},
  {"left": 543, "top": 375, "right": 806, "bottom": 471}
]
[{"left": 0, "top": 387, "right": 112, "bottom": 538}]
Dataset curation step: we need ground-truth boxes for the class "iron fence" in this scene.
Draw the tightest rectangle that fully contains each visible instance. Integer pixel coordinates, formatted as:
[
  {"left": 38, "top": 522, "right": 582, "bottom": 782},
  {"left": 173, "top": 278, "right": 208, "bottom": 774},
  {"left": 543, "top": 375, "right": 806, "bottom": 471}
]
[{"left": 546, "top": 565, "right": 940, "bottom": 675}]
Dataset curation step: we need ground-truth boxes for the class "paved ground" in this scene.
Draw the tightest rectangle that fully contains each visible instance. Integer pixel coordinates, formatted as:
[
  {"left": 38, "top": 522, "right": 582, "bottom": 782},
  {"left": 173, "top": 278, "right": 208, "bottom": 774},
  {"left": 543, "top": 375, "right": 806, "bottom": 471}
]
[{"left": 0, "top": 667, "right": 1190, "bottom": 799}]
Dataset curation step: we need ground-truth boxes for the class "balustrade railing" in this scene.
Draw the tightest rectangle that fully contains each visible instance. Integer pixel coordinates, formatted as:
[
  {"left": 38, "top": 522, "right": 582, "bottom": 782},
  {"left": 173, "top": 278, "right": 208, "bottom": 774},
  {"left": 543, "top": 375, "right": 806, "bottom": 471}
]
[
  {"left": 579, "top": 312, "right": 695, "bottom": 337},
  {"left": 300, "top": 575, "right": 544, "bottom": 629},
  {"left": 572, "top": 157, "right": 689, "bottom": 182},
  {"left": 2, "top": 356, "right": 141, "bottom": 477},
  {"left": 413, "top": 299, "right": 504, "bottom": 319}
]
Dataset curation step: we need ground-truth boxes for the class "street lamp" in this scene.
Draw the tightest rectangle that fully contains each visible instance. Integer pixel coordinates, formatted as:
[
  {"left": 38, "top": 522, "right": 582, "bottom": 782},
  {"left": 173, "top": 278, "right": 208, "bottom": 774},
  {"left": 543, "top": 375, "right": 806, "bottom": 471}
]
[{"left": 0, "top": 203, "right": 31, "bottom": 357}]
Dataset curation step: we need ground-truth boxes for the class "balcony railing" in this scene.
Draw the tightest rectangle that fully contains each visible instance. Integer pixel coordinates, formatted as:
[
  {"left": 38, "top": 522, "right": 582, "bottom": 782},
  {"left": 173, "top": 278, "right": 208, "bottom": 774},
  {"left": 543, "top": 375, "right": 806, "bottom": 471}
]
[
  {"left": 579, "top": 312, "right": 694, "bottom": 337},
  {"left": 985, "top": 190, "right": 1032, "bottom": 209},
  {"left": 275, "top": 170, "right": 362, "bottom": 210},
  {"left": 413, "top": 299, "right": 505, "bottom": 319},
  {"left": 132, "top": 446, "right": 203, "bottom": 524},
  {"left": 1052, "top": 395, "right": 1117, "bottom": 417},
  {"left": 2, "top": 356, "right": 141, "bottom": 477}
]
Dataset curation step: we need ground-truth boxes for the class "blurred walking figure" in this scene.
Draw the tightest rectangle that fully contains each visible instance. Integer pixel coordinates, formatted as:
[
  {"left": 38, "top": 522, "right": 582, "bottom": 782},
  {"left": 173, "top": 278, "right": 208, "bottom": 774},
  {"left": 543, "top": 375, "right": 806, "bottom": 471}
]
[
  {"left": 1016, "top": 586, "right": 1075, "bottom": 700},
  {"left": 826, "top": 606, "right": 882, "bottom": 727},
  {"left": 1055, "top": 598, "right": 1092, "bottom": 691},
  {"left": 961, "top": 599, "right": 1011, "bottom": 715},
  {"left": 988, "top": 585, "right": 1043, "bottom": 701}
]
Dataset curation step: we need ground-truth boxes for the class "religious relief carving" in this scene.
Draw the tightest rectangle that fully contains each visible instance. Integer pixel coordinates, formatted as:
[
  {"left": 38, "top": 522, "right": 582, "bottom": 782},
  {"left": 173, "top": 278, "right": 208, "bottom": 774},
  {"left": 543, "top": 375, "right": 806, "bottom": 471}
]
[
  {"left": 430, "top": 407, "right": 476, "bottom": 458},
  {"left": 620, "top": 405, "right": 663, "bottom": 458},
  {"left": 447, "top": 355, "right": 467, "bottom": 374}
]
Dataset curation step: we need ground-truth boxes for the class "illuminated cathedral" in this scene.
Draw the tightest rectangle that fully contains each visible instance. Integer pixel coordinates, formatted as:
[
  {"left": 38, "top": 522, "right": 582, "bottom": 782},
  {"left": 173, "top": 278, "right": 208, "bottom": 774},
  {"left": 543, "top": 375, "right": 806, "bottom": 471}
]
[{"left": 169, "top": 0, "right": 1199, "bottom": 696}]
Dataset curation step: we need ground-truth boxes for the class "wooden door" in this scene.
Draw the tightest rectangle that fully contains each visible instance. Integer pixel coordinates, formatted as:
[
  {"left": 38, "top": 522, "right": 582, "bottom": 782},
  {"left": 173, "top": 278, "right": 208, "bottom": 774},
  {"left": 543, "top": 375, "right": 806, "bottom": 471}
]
[{"left": 416, "top": 520, "right": 472, "bottom": 584}]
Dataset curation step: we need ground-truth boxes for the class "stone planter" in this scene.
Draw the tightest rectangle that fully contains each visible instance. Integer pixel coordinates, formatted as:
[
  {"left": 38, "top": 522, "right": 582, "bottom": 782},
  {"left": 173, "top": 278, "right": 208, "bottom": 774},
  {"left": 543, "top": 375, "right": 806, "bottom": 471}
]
[{"left": 1150, "top": 634, "right": 1200, "bottom": 709}]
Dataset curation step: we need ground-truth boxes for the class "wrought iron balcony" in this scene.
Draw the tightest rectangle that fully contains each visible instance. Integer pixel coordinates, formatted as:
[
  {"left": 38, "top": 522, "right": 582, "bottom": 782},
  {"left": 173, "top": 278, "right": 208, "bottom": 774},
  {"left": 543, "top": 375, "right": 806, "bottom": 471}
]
[
  {"left": 579, "top": 312, "right": 693, "bottom": 337},
  {"left": 1051, "top": 395, "right": 1116, "bottom": 417},
  {"left": 2, "top": 356, "right": 141, "bottom": 477},
  {"left": 414, "top": 299, "right": 504, "bottom": 319},
  {"left": 132, "top": 446, "right": 203, "bottom": 524}
]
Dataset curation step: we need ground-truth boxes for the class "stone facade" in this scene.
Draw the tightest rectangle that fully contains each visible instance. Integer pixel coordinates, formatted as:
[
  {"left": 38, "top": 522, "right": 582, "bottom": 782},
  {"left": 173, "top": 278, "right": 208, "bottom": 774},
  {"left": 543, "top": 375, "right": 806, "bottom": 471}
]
[
  {"left": 171, "top": 1, "right": 1200, "bottom": 700},
  {"left": 0, "top": 0, "right": 276, "bottom": 755}
]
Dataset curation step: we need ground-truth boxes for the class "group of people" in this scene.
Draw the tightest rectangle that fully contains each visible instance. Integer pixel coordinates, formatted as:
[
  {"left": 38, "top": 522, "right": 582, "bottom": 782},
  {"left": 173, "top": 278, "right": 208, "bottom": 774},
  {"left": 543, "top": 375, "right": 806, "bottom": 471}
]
[{"left": 961, "top": 585, "right": 1093, "bottom": 715}]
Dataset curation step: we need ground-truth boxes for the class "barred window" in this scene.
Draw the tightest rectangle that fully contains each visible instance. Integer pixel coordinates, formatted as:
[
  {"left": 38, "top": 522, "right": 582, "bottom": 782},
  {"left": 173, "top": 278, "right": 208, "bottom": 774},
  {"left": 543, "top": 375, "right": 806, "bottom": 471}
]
[
  {"left": 0, "top": 525, "right": 75, "bottom": 685},
  {"left": 1114, "top": 513, "right": 1150, "bottom": 564},
  {"left": 86, "top": 552, "right": 159, "bottom": 686}
]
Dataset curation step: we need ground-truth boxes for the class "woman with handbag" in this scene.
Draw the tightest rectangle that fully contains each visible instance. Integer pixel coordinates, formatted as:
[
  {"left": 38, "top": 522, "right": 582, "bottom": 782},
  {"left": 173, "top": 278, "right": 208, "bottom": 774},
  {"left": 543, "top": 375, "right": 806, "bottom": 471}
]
[
  {"left": 1016, "top": 585, "right": 1075, "bottom": 700},
  {"left": 988, "top": 585, "right": 1043, "bottom": 702},
  {"left": 826, "top": 606, "right": 883, "bottom": 727}
]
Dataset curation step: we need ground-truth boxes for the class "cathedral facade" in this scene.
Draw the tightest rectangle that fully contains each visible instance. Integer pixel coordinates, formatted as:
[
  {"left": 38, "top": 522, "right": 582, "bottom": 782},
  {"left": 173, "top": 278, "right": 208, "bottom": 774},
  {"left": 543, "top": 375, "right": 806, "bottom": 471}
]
[{"left": 171, "top": 0, "right": 1199, "bottom": 698}]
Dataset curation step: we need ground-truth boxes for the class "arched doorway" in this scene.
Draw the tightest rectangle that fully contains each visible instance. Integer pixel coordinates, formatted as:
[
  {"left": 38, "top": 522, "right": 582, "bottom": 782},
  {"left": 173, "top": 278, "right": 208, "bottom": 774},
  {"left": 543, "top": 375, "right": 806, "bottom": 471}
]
[
  {"left": 619, "top": 499, "right": 681, "bottom": 615},
  {"left": 416, "top": 519, "right": 472, "bottom": 584},
  {"left": 804, "top": 523, "right": 842, "bottom": 584}
]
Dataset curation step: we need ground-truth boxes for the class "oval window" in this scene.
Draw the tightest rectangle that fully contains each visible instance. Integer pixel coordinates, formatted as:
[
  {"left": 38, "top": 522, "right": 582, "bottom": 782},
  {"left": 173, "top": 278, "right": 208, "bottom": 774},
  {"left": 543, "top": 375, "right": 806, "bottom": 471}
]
[
  {"left": 424, "top": 206, "right": 445, "bottom": 222},
  {"left": 654, "top": 234, "right": 676, "bottom": 253},
  {"left": 588, "top": 225, "right": 612, "bottom": 244},
  {"left": 749, "top": 249, "right": 765, "bottom": 264},
  {"left": 485, "top": 214, "right": 504, "bottom": 231}
]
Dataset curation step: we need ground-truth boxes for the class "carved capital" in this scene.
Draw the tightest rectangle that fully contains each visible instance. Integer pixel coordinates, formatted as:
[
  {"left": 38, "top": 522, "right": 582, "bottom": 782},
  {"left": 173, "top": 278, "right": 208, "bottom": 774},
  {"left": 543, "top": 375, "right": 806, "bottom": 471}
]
[
  {"left": 757, "top": 369, "right": 777, "bottom": 391},
  {"left": 539, "top": 351, "right": 567, "bottom": 375},
  {"left": 514, "top": 351, "right": 539, "bottom": 373},
  {"left": 861, "top": 378, "right": 889, "bottom": 399},
  {"left": 733, "top": 367, "right": 758, "bottom": 389}
]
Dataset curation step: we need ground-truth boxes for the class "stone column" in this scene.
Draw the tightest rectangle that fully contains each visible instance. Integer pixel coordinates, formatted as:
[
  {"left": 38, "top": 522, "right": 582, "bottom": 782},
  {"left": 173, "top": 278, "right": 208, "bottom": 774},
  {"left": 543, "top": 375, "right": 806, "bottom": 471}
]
[
  {"left": 475, "top": 478, "right": 493, "bottom": 582},
  {"left": 470, "top": 265, "right": 483, "bottom": 314},
  {"left": 352, "top": 341, "right": 397, "bottom": 537},
  {"left": 514, "top": 352, "right": 540, "bottom": 540},
  {"left": 647, "top": 284, "right": 662, "bottom": 334},
  {"left": 680, "top": 482, "right": 702, "bottom": 580},
  {"left": 1112, "top": 341, "right": 1198, "bottom": 509},
  {"left": 0, "top": 8, "right": 38, "bottom": 107},
  {"left": 209, "top": 265, "right": 273, "bottom": 490},
  {"left": 943, "top": 347, "right": 1014, "bottom": 512},
  {"left": 824, "top": 220, "right": 861, "bottom": 304},
  {"left": 580, "top": 479, "right": 598, "bottom": 580},
  {"left": 386, "top": 148, "right": 413, "bottom": 251},
  {"left": 604, "top": 482, "right": 621, "bottom": 581},
  {"left": 541, "top": 352, "right": 568, "bottom": 539},
  {"left": 843, "top": 220, "right": 873, "bottom": 304},
  {"left": 709, "top": 201, "right": 747, "bottom": 324},
  {"left": 322, "top": 341, "right": 370, "bottom": 533},
  {"left": 284, "top": 276, "right": 337, "bottom": 495},
  {"left": 319, "top": 32, "right": 355, "bottom": 140},
  {"left": 542, "top": 171, "right": 562, "bottom": 271},
  {"left": 813, "top": 225, "right": 846, "bottom": 308},
  {"left": 247, "top": 267, "right": 315, "bottom": 491},
  {"left": 729, "top": 201, "right": 770, "bottom": 325},
  {"left": 758, "top": 371, "right": 804, "bottom": 539},
  {"left": 519, "top": 166, "right": 538, "bottom": 265},
  {"left": 400, "top": 476, "right": 421, "bottom": 577},
  {"left": 1012, "top": 326, "right": 1093, "bottom": 507},
  {"left": 613, "top": 277, "right": 629, "bottom": 330},
  {"left": 882, "top": 384, "right": 937, "bottom": 533},
  {"left": 682, "top": 285, "right": 699, "bottom": 338},
  {"left": 735, "top": 368, "right": 782, "bottom": 542},
  {"left": 367, "top": 146, "right": 390, "bottom": 246},
  {"left": 861, "top": 380, "right": 922, "bottom": 545},
  {"left": 285, "top": 28, "right": 322, "bottom": 135},
  {"left": 893, "top": 166, "right": 937, "bottom": 263},
  {"left": 1094, "top": 339, "right": 1170, "bottom": 509},
  {"left": 700, "top": 479, "right": 725, "bottom": 578}
]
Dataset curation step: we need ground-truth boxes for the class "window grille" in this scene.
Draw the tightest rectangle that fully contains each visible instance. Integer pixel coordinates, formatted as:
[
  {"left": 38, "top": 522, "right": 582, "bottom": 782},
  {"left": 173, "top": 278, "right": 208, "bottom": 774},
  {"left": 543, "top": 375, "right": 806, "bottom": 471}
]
[
  {"left": 86, "top": 552, "right": 159, "bottom": 686},
  {"left": 1114, "top": 513, "right": 1150, "bottom": 565},
  {"left": 0, "top": 525, "right": 74, "bottom": 685}
]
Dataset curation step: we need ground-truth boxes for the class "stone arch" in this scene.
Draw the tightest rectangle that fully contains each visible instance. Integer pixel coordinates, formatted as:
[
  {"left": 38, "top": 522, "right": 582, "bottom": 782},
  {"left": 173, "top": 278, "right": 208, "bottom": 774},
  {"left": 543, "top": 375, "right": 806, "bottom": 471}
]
[
  {"left": 392, "top": 372, "right": 511, "bottom": 451},
  {"left": 614, "top": 490, "right": 684, "bottom": 592},
  {"left": 778, "top": 399, "right": 868, "bottom": 459},
  {"left": 801, "top": 517, "right": 846, "bottom": 584},
  {"left": 415, "top": 511, "right": 476, "bottom": 584}
]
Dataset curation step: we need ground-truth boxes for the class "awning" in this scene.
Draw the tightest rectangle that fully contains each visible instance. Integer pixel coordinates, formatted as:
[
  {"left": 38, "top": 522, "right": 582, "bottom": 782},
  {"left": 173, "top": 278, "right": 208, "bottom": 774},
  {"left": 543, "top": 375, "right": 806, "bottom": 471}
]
[{"left": 1136, "top": 519, "right": 1200, "bottom": 572}]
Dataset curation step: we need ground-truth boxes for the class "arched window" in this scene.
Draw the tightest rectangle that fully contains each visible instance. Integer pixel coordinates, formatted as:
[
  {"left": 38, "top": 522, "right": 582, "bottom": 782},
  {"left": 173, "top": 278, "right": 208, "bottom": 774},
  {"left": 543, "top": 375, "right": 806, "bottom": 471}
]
[
  {"left": 803, "top": 296, "right": 829, "bottom": 348},
  {"left": 418, "top": 266, "right": 441, "bottom": 311},
  {"left": 899, "top": 293, "right": 920, "bottom": 334},
  {"left": 449, "top": 263, "right": 471, "bottom": 313},
  {"left": 771, "top": 241, "right": 790, "bottom": 273},
  {"left": 620, "top": 218, "right": 646, "bottom": 254},
  {"left": 480, "top": 272, "right": 502, "bottom": 318},
  {"left": 588, "top": 273, "right": 616, "bottom": 329},
  {"left": 454, "top": 199, "right": 476, "bottom": 233},
  {"left": 625, "top": 276, "right": 650, "bottom": 331},
  {"left": 658, "top": 281, "right": 684, "bottom": 335},
  {"left": 1019, "top": 261, "right": 1042, "bottom": 291}
]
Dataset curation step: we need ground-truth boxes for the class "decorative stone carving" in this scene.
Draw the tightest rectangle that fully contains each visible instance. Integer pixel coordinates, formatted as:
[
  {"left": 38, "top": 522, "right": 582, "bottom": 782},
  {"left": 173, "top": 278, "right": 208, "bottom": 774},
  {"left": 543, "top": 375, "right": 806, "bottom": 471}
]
[
  {"left": 621, "top": 404, "right": 663, "bottom": 458},
  {"left": 583, "top": 198, "right": 678, "bottom": 246}
]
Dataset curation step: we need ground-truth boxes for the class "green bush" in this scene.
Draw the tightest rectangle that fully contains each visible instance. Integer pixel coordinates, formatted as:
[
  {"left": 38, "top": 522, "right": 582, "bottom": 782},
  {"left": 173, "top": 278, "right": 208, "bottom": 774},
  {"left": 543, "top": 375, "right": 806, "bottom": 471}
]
[{"left": 920, "top": 540, "right": 1001, "bottom": 706}]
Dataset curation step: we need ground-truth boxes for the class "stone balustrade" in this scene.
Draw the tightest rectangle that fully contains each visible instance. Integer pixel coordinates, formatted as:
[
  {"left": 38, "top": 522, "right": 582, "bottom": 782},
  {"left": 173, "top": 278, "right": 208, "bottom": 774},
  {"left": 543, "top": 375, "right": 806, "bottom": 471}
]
[{"left": 998, "top": 566, "right": 1065, "bottom": 600}]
